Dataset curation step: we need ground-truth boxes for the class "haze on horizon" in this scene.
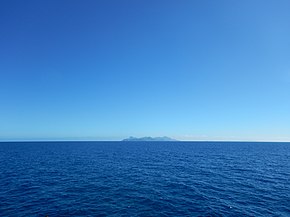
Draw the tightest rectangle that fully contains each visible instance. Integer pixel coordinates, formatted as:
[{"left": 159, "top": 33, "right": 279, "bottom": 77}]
[{"left": 0, "top": 1, "right": 290, "bottom": 142}]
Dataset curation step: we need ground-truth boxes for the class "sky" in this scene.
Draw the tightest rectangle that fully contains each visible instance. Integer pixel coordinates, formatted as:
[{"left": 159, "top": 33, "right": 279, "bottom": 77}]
[{"left": 0, "top": 0, "right": 290, "bottom": 141}]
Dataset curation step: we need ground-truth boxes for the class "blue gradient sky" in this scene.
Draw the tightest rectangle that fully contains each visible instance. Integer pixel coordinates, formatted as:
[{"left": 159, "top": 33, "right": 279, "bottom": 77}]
[{"left": 1, "top": 0, "right": 290, "bottom": 141}]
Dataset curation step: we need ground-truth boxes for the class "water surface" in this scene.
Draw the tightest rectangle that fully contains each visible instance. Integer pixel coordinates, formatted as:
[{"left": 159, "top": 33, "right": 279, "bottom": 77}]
[{"left": 0, "top": 142, "right": 289, "bottom": 216}]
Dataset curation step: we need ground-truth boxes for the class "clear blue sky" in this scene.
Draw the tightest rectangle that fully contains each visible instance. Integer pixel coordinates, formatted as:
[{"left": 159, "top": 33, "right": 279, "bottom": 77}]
[{"left": 1, "top": 0, "right": 290, "bottom": 141}]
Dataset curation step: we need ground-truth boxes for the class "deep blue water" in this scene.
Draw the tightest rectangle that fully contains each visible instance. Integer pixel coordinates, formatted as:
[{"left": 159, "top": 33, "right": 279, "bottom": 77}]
[{"left": 0, "top": 142, "right": 289, "bottom": 216}]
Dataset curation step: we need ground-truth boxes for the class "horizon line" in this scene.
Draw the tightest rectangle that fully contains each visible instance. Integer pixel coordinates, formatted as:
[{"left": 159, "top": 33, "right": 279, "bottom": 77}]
[{"left": 0, "top": 139, "right": 290, "bottom": 143}]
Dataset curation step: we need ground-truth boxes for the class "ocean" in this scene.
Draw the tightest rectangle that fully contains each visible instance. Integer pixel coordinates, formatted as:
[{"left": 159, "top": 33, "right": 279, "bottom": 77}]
[{"left": 0, "top": 141, "right": 289, "bottom": 216}]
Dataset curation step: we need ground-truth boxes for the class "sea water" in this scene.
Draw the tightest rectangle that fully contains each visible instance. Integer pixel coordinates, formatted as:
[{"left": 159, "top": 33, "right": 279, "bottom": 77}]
[{"left": 0, "top": 141, "right": 289, "bottom": 216}]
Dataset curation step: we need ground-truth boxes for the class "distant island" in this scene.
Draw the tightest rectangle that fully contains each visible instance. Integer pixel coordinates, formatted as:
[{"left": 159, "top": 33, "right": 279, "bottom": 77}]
[{"left": 122, "top": 136, "right": 177, "bottom": 142}]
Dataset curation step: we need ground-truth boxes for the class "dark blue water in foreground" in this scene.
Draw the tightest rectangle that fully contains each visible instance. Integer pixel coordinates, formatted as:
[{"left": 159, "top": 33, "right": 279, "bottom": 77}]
[{"left": 0, "top": 142, "right": 289, "bottom": 216}]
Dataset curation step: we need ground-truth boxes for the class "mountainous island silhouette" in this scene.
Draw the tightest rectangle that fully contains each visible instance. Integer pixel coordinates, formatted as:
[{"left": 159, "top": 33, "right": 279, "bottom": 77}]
[{"left": 123, "top": 136, "right": 177, "bottom": 141}]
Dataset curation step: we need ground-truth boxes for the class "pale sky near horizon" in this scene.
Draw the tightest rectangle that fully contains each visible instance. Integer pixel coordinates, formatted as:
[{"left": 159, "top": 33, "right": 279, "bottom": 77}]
[{"left": 0, "top": 0, "right": 290, "bottom": 141}]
